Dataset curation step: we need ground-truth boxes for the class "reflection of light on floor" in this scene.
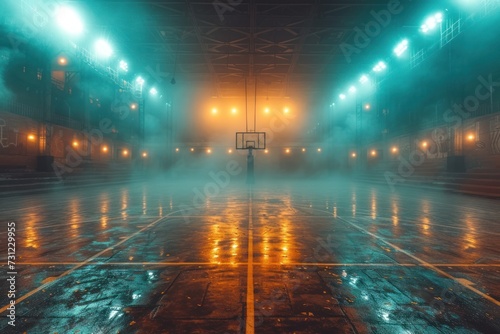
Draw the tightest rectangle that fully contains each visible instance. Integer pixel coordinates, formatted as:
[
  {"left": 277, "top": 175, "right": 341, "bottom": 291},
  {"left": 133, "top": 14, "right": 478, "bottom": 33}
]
[
  {"left": 230, "top": 225, "right": 239, "bottom": 266},
  {"left": 263, "top": 234, "right": 270, "bottom": 263},
  {"left": 371, "top": 193, "right": 377, "bottom": 219},
  {"left": 121, "top": 190, "right": 129, "bottom": 210},
  {"left": 100, "top": 195, "right": 109, "bottom": 214},
  {"left": 380, "top": 310, "right": 390, "bottom": 322},
  {"left": 392, "top": 215, "right": 399, "bottom": 226},
  {"left": 392, "top": 198, "right": 399, "bottom": 226},
  {"left": 25, "top": 214, "right": 39, "bottom": 249},
  {"left": 231, "top": 242, "right": 238, "bottom": 254},
  {"left": 69, "top": 198, "right": 81, "bottom": 238},
  {"left": 159, "top": 206, "right": 163, "bottom": 217},
  {"left": 109, "top": 307, "right": 122, "bottom": 320},
  {"left": 210, "top": 223, "right": 222, "bottom": 263},
  {"left": 463, "top": 214, "right": 478, "bottom": 251},
  {"left": 280, "top": 218, "right": 291, "bottom": 264},
  {"left": 142, "top": 193, "right": 147, "bottom": 215},
  {"left": 121, "top": 190, "right": 129, "bottom": 220},
  {"left": 351, "top": 187, "right": 357, "bottom": 217},
  {"left": 421, "top": 217, "right": 432, "bottom": 237},
  {"left": 333, "top": 206, "right": 337, "bottom": 218},
  {"left": 101, "top": 216, "right": 108, "bottom": 228}
]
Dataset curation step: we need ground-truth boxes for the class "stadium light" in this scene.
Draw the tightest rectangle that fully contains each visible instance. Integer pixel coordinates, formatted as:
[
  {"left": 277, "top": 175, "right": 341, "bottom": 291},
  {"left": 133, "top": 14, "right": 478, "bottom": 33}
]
[
  {"left": 56, "top": 6, "right": 84, "bottom": 36},
  {"left": 394, "top": 39, "right": 409, "bottom": 57},
  {"left": 135, "top": 76, "right": 145, "bottom": 86},
  {"left": 373, "top": 61, "right": 387, "bottom": 72},
  {"left": 119, "top": 60, "right": 128, "bottom": 72},
  {"left": 94, "top": 38, "right": 113, "bottom": 58},
  {"left": 359, "top": 75, "right": 369, "bottom": 84},
  {"left": 421, "top": 13, "right": 443, "bottom": 33}
]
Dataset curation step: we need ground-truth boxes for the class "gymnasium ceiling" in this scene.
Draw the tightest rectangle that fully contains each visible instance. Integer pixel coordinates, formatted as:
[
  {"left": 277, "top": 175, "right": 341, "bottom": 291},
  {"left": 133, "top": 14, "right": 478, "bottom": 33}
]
[{"left": 78, "top": 0, "right": 421, "bottom": 99}]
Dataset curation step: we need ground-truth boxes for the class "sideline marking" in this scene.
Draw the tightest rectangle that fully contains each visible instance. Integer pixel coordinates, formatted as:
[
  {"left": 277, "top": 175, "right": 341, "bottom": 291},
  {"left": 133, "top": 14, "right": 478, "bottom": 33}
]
[
  {"left": 17, "top": 262, "right": 500, "bottom": 267},
  {"left": 246, "top": 191, "right": 255, "bottom": 334},
  {"left": 0, "top": 212, "right": 181, "bottom": 314}
]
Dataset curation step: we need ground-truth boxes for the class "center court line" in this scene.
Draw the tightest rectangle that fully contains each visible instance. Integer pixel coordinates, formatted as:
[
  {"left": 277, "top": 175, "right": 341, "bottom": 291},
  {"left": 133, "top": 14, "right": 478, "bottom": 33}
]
[
  {"left": 246, "top": 191, "right": 255, "bottom": 334},
  {"left": 0, "top": 210, "right": 185, "bottom": 315},
  {"left": 335, "top": 215, "right": 500, "bottom": 307}
]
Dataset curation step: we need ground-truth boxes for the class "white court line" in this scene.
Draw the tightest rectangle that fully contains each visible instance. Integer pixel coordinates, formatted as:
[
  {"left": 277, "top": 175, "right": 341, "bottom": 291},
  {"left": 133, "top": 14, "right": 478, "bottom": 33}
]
[
  {"left": 13, "top": 262, "right": 500, "bottom": 267},
  {"left": 337, "top": 215, "right": 500, "bottom": 307},
  {"left": 246, "top": 192, "right": 255, "bottom": 334},
  {"left": 0, "top": 211, "right": 183, "bottom": 315}
]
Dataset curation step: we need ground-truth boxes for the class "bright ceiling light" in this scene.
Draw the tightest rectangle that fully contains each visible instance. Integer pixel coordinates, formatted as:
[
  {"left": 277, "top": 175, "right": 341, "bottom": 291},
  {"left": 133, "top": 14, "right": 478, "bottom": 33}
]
[
  {"left": 94, "top": 38, "right": 113, "bottom": 58},
  {"left": 119, "top": 60, "right": 128, "bottom": 72},
  {"left": 339, "top": 93, "right": 346, "bottom": 100},
  {"left": 136, "top": 76, "right": 145, "bottom": 86},
  {"left": 373, "top": 61, "right": 387, "bottom": 72},
  {"left": 56, "top": 6, "right": 84, "bottom": 35},
  {"left": 349, "top": 86, "right": 357, "bottom": 93},
  {"left": 359, "top": 75, "right": 369, "bottom": 84},
  {"left": 421, "top": 13, "right": 443, "bottom": 33},
  {"left": 149, "top": 87, "right": 158, "bottom": 95},
  {"left": 394, "top": 39, "right": 409, "bottom": 57}
]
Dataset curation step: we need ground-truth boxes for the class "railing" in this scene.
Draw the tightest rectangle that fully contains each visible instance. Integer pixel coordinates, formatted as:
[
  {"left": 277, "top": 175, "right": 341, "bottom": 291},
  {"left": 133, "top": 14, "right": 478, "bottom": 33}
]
[
  {"left": 3, "top": 100, "right": 38, "bottom": 119},
  {"left": 49, "top": 114, "right": 84, "bottom": 130}
]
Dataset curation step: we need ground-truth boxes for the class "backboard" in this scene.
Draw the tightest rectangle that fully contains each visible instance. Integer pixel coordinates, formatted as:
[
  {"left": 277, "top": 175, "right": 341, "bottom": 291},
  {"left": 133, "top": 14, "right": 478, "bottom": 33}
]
[{"left": 236, "top": 132, "right": 266, "bottom": 150}]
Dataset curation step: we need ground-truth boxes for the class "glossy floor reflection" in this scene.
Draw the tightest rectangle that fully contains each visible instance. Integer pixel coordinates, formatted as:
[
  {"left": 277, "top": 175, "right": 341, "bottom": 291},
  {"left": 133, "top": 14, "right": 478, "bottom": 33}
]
[{"left": 0, "top": 176, "right": 499, "bottom": 333}]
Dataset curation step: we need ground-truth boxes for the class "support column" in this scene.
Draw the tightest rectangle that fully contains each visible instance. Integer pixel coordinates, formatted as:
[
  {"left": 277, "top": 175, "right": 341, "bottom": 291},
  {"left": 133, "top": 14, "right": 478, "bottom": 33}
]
[{"left": 246, "top": 147, "right": 254, "bottom": 185}]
